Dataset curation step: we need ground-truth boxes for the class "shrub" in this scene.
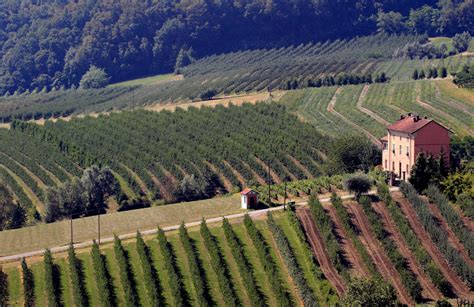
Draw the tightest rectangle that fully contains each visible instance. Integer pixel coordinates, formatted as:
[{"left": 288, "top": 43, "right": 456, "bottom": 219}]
[
  {"left": 44, "top": 249, "right": 61, "bottom": 307},
  {"left": 157, "top": 228, "right": 187, "bottom": 306},
  {"left": 453, "top": 32, "right": 472, "bottom": 53},
  {"left": 222, "top": 218, "right": 265, "bottom": 306},
  {"left": 113, "top": 235, "right": 139, "bottom": 307},
  {"left": 358, "top": 196, "right": 423, "bottom": 302},
  {"left": 376, "top": 182, "right": 452, "bottom": 296},
  {"left": 243, "top": 214, "right": 292, "bottom": 305},
  {"left": 91, "top": 241, "right": 115, "bottom": 306},
  {"left": 200, "top": 220, "right": 239, "bottom": 306},
  {"left": 400, "top": 182, "right": 474, "bottom": 288},
  {"left": 79, "top": 66, "right": 110, "bottom": 89},
  {"left": 267, "top": 212, "right": 317, "bottom": 306},
  {"left": 344, "top": 174, "right": 372, "bottom": 199},
  {"left": 21, "top": 258, "right": 35, "bottom": 307},
  {"left": 178, "top": 224, "right": 211, "bottom": 306},
  {"left": 68, "top": 245, "right": 88, "bottom": 307},
  {"left": 0, "top": 266, "right": 9, "bottom": 307},
  {"left": 342, "top": 277, "right": 398, "bottom": 306}
]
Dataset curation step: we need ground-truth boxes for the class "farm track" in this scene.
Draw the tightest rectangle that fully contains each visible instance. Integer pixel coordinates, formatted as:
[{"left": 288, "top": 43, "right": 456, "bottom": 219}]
[
  {"left": 120, "top": 163, "right": 149, "bottom": 195},
  {"left": 147, "top": 170, "right": 173, "bottom": 202},
  {"left": 356, "top": 85, "right": 390, "bottom": 126},
  {"left": 324, "top": 204, "right": 371, "bottom": 278},
  {"left": 372, "top": 202, "right": 442, "bottom": 301},
  {"left": 254, "top": 156, "right": 282, "bottom": 184},
  {"left": 0, "top": 164, "right": 43, "bottom": 212},
  {"left": 296, "top": 207, "right": 346, "bottom": 296},
  {"left": 393, "top": 192, "right": 472, "bottom": 298},
  {"left": 222, "top": 160, "right": 248, "bottom": 186},
  {"left": 427, "top": 203, "right": 474, "bottom": 266},
  {"left": 327, "top": 87, "right": 380, "bottom": 145},
  {"left": 433, "top": 82, "right": 474, "bottom": 116},
  {"left": 345, "top": 202, "right": 412, "bottom": 305}
]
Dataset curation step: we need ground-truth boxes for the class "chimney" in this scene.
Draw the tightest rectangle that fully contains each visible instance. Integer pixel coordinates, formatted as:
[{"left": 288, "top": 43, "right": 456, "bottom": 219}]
[
  {"left": 424, "top": 116, "right": 428, "bottom": 119},
  {"left": 407, "top": 112, "right": 412, "bottom": 116},
  {"left": 400, "top": 114, "right": 405, "bottom": 120},
  {"left": 414, "top": 115, "right": 420, "bottom": 122}
]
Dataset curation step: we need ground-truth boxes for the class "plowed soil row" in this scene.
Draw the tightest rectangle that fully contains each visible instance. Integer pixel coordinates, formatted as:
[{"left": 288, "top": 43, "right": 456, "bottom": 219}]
[
  {"left": 324, "top": 205, "right": 371, "bottom": 278},
  {"left": 392, "top": 192, "right": 472, "bottom": 298},
  {"left": 427, "top": 203, "right": 474, "bottom": 267},
  {"left": 345, "top": 202, "right": 412, "bottom": 305},
  {"left": 372, "top": 202, "right": 442, "bottom": 301},
  {"left": 296, "top": 208, "right": 345, "bottom": 296}
]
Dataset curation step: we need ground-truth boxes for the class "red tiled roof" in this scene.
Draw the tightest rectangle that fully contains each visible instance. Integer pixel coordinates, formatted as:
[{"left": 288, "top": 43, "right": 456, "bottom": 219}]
[
  {"left": 241, "top": 188, "right": 255, "bottom": 195},
  {"left": 387, "top": 116, "right": 432, "bottom": 134}
]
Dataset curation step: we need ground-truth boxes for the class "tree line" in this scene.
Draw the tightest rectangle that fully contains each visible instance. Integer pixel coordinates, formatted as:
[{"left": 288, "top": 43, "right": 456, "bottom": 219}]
[{"left": 1, "top": 0, "right": 471, "bottom": 95}]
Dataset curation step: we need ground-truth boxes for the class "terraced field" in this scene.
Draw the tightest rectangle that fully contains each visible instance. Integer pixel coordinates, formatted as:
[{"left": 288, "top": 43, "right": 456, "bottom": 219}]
[
  {"left": 1, "top": 212, "right": 338, "bottom": 306},
  {"left": 281, "top": 79, "right": 474, "bottom": 141}
]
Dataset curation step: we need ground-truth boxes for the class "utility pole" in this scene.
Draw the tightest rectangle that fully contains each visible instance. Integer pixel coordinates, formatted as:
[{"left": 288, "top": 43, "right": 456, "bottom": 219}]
[
  {"left": 267, "top": 162, "right": 271, "bottom": 206},
  {"left": 70, "top": 213, "right": 73, "bottom": 245},
  {"left": 97, "top": 205, "right": 101, "bottom": 245}
]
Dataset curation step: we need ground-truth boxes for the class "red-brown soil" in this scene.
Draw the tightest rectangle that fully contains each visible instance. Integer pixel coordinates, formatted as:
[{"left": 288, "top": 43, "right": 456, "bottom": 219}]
[
  {"left": 222, "top": 160, "right": 247, "bottom": 186},
  {"left": 324, "top": 204, "right": 371, "bottom": 278},
  {"left": 454, "top": 206, "right": 474, "bottom": 233},
  {"left": 393, "top": 192, "right": 472, "bottom": 298},
  {"left": 345, "top": 201, "right": 413, "bottom": 306},
  {"left": 372, "top": 202, "right": 443, "bottom": 301},
  {"left": 427, "top": 203, "right": 474, "bottom": 267},
  {"left": 296, "top": 207, "right": 346, "bottom": 295}
]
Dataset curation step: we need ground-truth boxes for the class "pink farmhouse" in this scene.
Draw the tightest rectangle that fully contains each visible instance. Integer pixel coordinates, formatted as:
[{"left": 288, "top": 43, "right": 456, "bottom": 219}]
[{"left": 381, "top": 114, "right": 450, "bottom": 182}]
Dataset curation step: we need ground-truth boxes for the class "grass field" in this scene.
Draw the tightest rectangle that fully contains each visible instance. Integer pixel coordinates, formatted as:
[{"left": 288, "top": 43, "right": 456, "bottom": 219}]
[
  {"left": 0, "top": 195, "right": 241, "bottom": 256},
  {"left": 2, "top": 211, "right": 339, "bottom": 306},
  {"left": 108, "top": 73, "right": 182, "bottom": 88}
]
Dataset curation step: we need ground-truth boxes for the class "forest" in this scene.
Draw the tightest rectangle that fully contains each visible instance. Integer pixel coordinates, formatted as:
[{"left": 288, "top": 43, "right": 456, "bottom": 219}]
[{"left": 1, "top": 0, "right": 473, "bottom": 94}]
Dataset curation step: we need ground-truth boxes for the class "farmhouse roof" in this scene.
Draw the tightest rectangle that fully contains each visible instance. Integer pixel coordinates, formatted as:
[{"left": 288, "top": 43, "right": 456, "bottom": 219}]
[
  {"left": 380, "top": 135, "right": 388, "bottom": 142},
  {"left": 241, "top": 188, "right": 256, "bottom": 195},
  {"left": 387, "top": 114, "right": 449, "bottom": 134}
]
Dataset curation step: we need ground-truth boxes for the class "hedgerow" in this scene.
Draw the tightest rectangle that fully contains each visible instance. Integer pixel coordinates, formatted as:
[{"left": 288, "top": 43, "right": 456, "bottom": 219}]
[
  {"left": 307, "top": 195, "right": 348, "bottom": 277},
  {"left": 400, "top": 182, "right": 474, "bottom": 289},
  {"left": 330, "top": 193, "right": 379, "bottom": 277},
  {"left": 243, "top": 214, "right": 292, "bottom": 306},
  {"left": 179, "top": 223, "right": 211, "bottom": 306},
  {"left": 21, "top": 258, "right": 35, "bottom": 307},
  {"left": 135, "top": 232, "right": 163, "bottom": 306},
  {"left": 200, "top": 220, "right": 240, "bottom": 306},
  {"left": 68, "top": 245, "right": 88, "bottom": 307},
  {"left": 44, "top": 249, "right": 61, "bottom": 307},
  {"left": 157, "top": 228, "right": 187, "bottom": 306},
  {"left": 376, "top": 182, "right": 452, "bottom": 296},
  {"left": 267, "top": 212, "right": 317, "bottom": 306},
  {"left": 0, "top": 266, "right": 9, "bottom": 307},
  {"left": 113, "top": 235, "right": 139, "bottom": 307},
  {"left": 222, "top": 218, "right": 265, "bottom": 306},
  {"left": 91, "top": 241, "right": 115, "bottom": 306},
  {"left": 426, "top": 185, "right": 474, "bottom": 258},
  {"left": 358, "top": 196, "right": 423, "bottom": 301}
]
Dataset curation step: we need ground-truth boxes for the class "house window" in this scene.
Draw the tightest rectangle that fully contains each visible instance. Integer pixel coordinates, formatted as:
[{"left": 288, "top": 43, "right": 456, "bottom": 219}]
[
  {"left": 392, "top": 161, "right": 395, "bottom": 171},
  {"left": 399, "top": 145, "right": 402, "bottom": 155},
  {"left": 392, "top": 144, "right": 396, "bottom": 154},
  {"left": 406, "top": 146, "right": 409, "bottom": 156},
  {"left": 385, "top": 160, "right": 387, "bottom": 169},
  {"left": 400, "top": 136, "right": 402, "bottom": 141},
  {"left": 383, "top": 142, "right": 387, "bottom": 150},
  {"left": 406, "top": 164, "right": 409, "bottom": 173}
]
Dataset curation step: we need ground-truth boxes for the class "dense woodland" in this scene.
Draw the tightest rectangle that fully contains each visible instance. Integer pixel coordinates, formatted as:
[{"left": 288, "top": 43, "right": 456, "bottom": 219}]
[{"left": 1, "top": 0, "right": 473, "bottom": 94}]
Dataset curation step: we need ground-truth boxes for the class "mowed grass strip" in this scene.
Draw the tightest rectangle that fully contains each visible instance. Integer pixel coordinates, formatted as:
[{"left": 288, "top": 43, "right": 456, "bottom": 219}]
[
  {"left": 5, "top": 266, "right": 22, "bottom": 306},
  {"left": 30, "top": 262, "right": 47, "bottom": 306},
  {"left": 189, "top": 230, "right": 226, "bottom": 305},
  {"left": 123, "top": 244, "right": 148, "bottom": 306},
  {"left": 76, "top": 251, "right": 100, "bottom": 305},
  {"left": 147, "top": 239, "right": 174, "bottom": 306},
  {"left": 102, "top": 247, "right": 127, "bottom": 306},
  {"left": 275, "top": 211, "right": 339, "bottom": 305},
  {"left": 0, "top": 195, "right": 241, "bottom": 256}
]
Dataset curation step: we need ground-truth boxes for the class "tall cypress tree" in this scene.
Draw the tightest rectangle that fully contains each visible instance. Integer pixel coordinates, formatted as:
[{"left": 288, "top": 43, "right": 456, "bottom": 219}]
[
  {"left": 0, "top": 266, "right": 8, "bottom": 307},
  {"left": 409, "top": 152, "right": 429, "bottom": 192}
]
